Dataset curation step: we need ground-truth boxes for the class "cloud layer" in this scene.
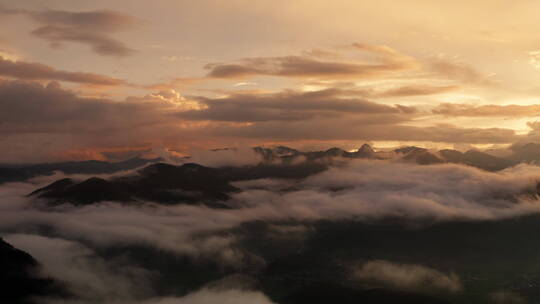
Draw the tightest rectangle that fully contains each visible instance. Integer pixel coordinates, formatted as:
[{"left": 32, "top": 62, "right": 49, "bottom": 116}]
[
  {"left": 2, "top": 159, "right": 540, "bottom": 302},
  {"left": 352, "top": 260, "right": 462, "bottom": 294},
  {"left": 205, "top": 44, "right": 417, "bottom": 79}
]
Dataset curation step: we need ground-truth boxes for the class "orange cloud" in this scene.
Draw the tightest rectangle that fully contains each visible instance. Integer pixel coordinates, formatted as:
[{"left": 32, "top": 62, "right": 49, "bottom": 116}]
[{"left": 0, "top": 56, "right": 125, "bottom": 85}]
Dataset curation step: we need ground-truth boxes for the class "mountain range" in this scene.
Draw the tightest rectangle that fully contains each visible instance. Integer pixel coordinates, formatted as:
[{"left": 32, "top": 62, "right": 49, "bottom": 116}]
[{"left": 20, "top": 143, "right": 540, "bottom": 206}]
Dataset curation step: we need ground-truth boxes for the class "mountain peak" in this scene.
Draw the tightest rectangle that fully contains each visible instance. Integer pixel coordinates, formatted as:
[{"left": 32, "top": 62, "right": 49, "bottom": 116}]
[
  {"left": 394, "top": 146, "right": 426, "bottom": 154},
  {"left": 358, "top": 143, "right": 374, "bottom": 154},
  {"left": 272, "top": 146, "right": 299, "bottom": 156}
]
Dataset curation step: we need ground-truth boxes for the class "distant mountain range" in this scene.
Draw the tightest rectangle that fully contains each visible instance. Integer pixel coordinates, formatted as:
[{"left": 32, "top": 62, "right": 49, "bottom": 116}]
[
  {"left": 19, "top": 143, "right": 540, "bottom": 206},
  {"left": 4, "top": 143, "right": 539, "bottom": 186},
  {"left": 254, "top": 143, "right": 517, "bottom": 172}
]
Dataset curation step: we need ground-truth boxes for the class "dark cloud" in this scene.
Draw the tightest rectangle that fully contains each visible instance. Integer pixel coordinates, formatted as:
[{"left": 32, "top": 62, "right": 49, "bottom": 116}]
[
  {"left": 205, "top": 44, "right": 417, "bottom": 79},
  {"left": 179, "top": 89, "right": 413, "bottom": 122},
  {"left": 0, "top": 79, "right": 181, "bottom": 162},
  {"left": 0, "top": 56, "right": 125, "bottom": 85},
  {"left": 212, "top": 119, "right": 519, "bottom": 144},
  {"left": 0, "top": 6, "right": 140, "bottom": 56},
  {"left": 433, "top": 103, "right": 540, "bottom": 117},
  {"left": 0, "top": 80, "right": 166, "bottom": 128},
  {"left": 300, "top": 81, "right": 460, "bottom": 98},
  {"left": 375, "top": 85, "right": 459, "bottom": 98},
  {"left": 0, "top": 79, "right": 527, "bottom": 162}
]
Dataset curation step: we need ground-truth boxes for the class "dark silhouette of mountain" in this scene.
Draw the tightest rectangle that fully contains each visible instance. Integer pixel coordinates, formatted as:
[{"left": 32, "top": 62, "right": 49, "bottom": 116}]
[
  {"left": 394, "top": 146, "right": 515, "bottom": 170},
  {"left": 394, "top": 146, "right": 426, "bottom": 154},
  {"left": 262, "top": 143, "right": 376, "bottom": 163},
  {"left": 31, "top": 177, "right": 133, "bottom": 206},
  {"left": 438, "top": 149, "right": 465, "bottom": 163},
  {"left": 395, "top": 146, "right": 445, "bottom": 165},
  {"left": 255, "top": 144, "right": 518, "bottom": 171},
  {"left": 253, "top": 146, "right": 301, "bottom": 161},
  {"left": 353, "top": 143, "right": 376, "bottom": 158},
  {"left": 460, "top": 150, "right": 515, "bottom": 171},
  {"left": 30, "top": 163, "right": 238, "bottom": 207},
  {"left": 272, "top": 146, "right": 301, "bottom": 156},
  {"left": 402, "top": 149, "right": 445, "bottom": 165},
  {"left": 29, "top": 178, "right": 75, "bottom": 197},
  {"left": 440, "top": 149, "right": 514, "bottom": 171},
  {"left": 0, "top": 157, "right": 162, "bottom": 184},
  {"left": 6, "top": 142, "right": 528, "bottom": 189},
  {"left": 0, "top": 238, "right": 65, "bottom": 303},
  {"left": 124, "top": 163, "right": 238, "bottom": 205},
  {"left": 30, "top": 161, "right": 332, "bottom": 206},
  {"left": 255, "top": 143, "right": 377, "bottom": 162},
  {"left": 323, "top": 147, "right": 348, "bottom": 157}
]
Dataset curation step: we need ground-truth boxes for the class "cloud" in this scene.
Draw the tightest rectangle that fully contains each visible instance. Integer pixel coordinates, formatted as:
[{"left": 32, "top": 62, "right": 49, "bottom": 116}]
[
  {"left": 374, "top": 85, "right": 459, "bottom": 98},
  {"left": 433, "top": 103, "right": 540, "bottom": 117},
  {"left": 302, "top": 81, "right": 460, "bottom": 98},
  {"left": 3, "top": 234, "right": 153, "bottom": 302},
  {"left": 0, "top": 6, "right": 140, "bottom": 56},
  {"left": 2, "top": 160, "right": 540, "bottom": 264},
  {"left": 134, "top": 289, "right": 276, "bottom": 304},
  {"left": 352, "top": 260, "right": 462, "bottom": 294},
  {"left": 0, "top": 80, "right": 173, "bottom": 131},
  {"left": 233, "top": 82, "right": 258, "bottom": 87},
  {"left": 1, "top": 160, "right": 540, "bottom": 302},
  {"left": 205, "top": 43, "right": 417, "bottom": 79},
  {"left": 4, "top": 233, "right": 274, "bottom": 304},
  {"left": 0, "top": 56, "right": 125, "bottom": 85},
  {"left": 489, "top": 291, "right": 527, "bottom": 304},
  {"left": 429, "top": 60, "right": 495, "bottom": 86},
  {"left": 0, "top": 79, "right": 185, "bottom": 162},
  {"left": 179, "top": 89, "right": 412, "bottom": 122},
  {"left": 0, "top": 78, "right": 527, "bottom": 163},
  {"left": 212, "top": 119, "right": 519, "bottom": 143}
]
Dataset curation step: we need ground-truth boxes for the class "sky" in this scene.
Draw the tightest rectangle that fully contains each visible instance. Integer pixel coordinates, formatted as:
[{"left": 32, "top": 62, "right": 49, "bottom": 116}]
[{"left": 2, "top": 0, "right": 540, "bottom": 162}]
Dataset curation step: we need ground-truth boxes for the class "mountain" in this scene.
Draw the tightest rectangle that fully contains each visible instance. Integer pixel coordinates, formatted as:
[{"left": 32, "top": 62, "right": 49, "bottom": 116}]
[
  {"left": 394, "top": 146, "right": 426, "bottom": 154},
  {"left": 399, "top": 148, "right": 445, "bottom": 165},
  {"left": 30, "top": 177, "right": 133, "bottom": 206},
  {"left": 0, "top": 238, "right": 65, "bottom": 303},
  {"left": 395, "top": 146, "right": 515, "bottom": 171},
  {"left": 0, "top": 157, "right": 163, "bottom": 185},
  {"left": 260, "top": 144, "right": 377, "bottom": 162},
  {"left": 30, "top": 161, "right": 331, "bottom": 206},
  {"left": 30, "top": 163, "right": 238, "bottom": 207},
  {"left": 439, "top": 149, "right": 515, "bottom": 171},
  {"left": 354, "top": 143, "right": 376, "bottom": 158},
  {"left": 255, "top": 144, "right": 520, "bottom": 171},
  {"left": 253, "top": 146, "right": 301, "bottom": 162}
]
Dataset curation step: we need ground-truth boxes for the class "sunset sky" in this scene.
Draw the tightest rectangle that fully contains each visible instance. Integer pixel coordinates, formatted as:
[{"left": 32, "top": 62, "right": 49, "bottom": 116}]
[{"left": 2, "top": 0, "right": 540, "bottom": 162}]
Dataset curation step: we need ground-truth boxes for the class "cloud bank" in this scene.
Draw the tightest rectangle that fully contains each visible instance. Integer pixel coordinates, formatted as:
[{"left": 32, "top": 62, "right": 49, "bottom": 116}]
[
  {"left": 0, "top": 6, "right": 140, "bottom": 56},
  {"left": 352, "top": 260, "right": 462, "bottom": 294}
]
